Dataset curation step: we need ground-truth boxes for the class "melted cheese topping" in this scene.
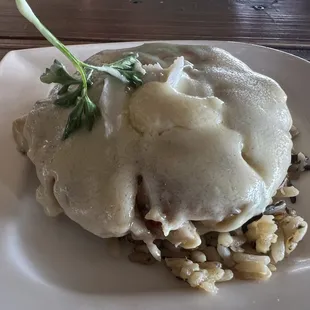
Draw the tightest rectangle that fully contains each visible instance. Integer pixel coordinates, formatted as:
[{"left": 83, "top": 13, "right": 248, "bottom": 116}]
[{"left": 13, "top": 44, "right": 292, "bottom": 250}]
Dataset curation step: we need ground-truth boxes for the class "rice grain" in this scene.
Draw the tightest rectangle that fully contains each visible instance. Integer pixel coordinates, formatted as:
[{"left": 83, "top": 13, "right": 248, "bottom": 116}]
[{"left": 235, "top": 261, "right": 272, "bottom": 281}]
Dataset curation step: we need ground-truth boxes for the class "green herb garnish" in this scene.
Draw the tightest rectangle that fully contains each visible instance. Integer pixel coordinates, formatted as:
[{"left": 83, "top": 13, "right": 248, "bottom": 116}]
[{"left": 16, "top": 0, "right": 144, "bottom": 139}]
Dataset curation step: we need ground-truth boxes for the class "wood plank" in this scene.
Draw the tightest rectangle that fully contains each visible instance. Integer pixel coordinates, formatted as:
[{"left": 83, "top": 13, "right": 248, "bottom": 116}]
[
  {"left": 1, "top": 38, "right": 310, "bottom": 61},
  {"left": 1, "top": 0, "right": 310, "bottom": 45},
  {"left": 280, "top": 48, "right": 310, "bottom": 61},
  {"left": 0, "top": 49, "right": 10, "bottom": 60},
  {"left": 0, "top": 38, "right": 91, "bottom": 59}
]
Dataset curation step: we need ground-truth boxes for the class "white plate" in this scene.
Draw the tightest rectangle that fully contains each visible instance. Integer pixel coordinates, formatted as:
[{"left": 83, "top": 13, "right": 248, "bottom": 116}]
[{"left": 0, "top": 41, "right": 310, "bottom": 310}]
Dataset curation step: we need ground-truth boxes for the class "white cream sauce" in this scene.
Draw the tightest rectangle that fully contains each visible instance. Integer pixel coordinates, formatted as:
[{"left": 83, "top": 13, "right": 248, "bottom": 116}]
[{"left": 13, "top": 44, "right": 292, "bottom": 251}]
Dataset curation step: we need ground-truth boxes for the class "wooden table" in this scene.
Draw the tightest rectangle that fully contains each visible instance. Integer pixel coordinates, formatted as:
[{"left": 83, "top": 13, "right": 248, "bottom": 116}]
[{"left": 1, "top": 0, "right": 310, "bottom": 61}]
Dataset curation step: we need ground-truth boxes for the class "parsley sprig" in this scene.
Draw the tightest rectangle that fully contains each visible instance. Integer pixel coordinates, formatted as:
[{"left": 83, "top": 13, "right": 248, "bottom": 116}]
[{"left": 16, "top": 0, "right": 144, "bottom": 139}]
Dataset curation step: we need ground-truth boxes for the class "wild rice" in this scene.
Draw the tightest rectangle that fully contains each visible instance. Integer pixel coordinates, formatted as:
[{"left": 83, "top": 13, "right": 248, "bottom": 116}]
[
  {"left": 134, "top": 244, "right": 150, "bottom": 254},
  {"left": 128, "top": 251, "right": 157, "bottom": 265},
  {"left": 203, "top": 246, "right": 221, "bottom": 262},
  {"left": 128, "top": 203, "right": 307, "bottom": 293},
  {"left": 125, "top": 144, "right": 308, "bottom": 294},
  {"left": 162, "top": 240, "right": 181, "bottom": 252},
  {"left": 264, "top": 200, "right": 286, "bottom": 215},
  {"left": 161, "top": 249, "right": 190, "bottom": 258},
  {"left": 204, "top": 232, "right": 219, "bottom": 247}
]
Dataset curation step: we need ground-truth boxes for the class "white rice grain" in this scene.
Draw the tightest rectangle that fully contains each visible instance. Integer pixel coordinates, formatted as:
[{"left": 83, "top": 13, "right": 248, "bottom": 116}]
[
  {"left": 218, "top": 269, "right": 234, "bottom": 282},
  {"left": 180, "top": 262, "right": 200, "bottom": 280},
  {"left": 188, "top": 270, "right": 208, "bottom": 287},
  {"left": 235, "top": 261, "right": 272, "bottom": 281},
  {"left": 190, "top": 250, "right": 207, "bottom": 263},
  {"left": 199, "top": 281, "right": 218, "bottom": 294},
  {"left": 199, "top": 261, "right": 222, "bottom": 269},
  {"left": 246, "top": 215, "right": 278, "bottom": 253},
  {"left": 218, "top": 232, "right": 234, "bottom": 247},
  {"left": 276, "top": 186, "right": 299, "bottom": 198},
  {"left": 270, "top": 228, "right": 285, "bottom": 263},
  {"left": 268, "top": 264, "right": 277, "bottom": 272},
  {"left": 232, "top": 253, "right": 270, "bottom": 265},
  {"left": 217, "top": 244, "right": 235, "bottom": 267},
  {"left": 279, "top": 215, "right": 308, "bottom": 254}
]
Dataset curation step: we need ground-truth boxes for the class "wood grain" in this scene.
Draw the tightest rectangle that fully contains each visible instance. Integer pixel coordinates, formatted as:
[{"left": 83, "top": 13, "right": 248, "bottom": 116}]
[
  {"left": 0, "top": 38, "right": 92, "bottom": 59},
  {"left": 1, "top": 0, "right": 310, "bottom": 45},
  {"left": 1, "top": 38, "right": 309, "bottom": 62},
  {"left": 1, "top": 0, "right": 310, "bottom": 61}
]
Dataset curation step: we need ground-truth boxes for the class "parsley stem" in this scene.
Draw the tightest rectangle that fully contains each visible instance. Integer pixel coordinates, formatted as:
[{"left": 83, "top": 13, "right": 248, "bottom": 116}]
[
  {"left": 16, "top": 0, "right": 88, "bottom": 93},
  {"left": 15, "top": 0, "right": 144, "bottom": 138},
  {"left": 81, "top": 63, "right": 129, "bottom": 84}
]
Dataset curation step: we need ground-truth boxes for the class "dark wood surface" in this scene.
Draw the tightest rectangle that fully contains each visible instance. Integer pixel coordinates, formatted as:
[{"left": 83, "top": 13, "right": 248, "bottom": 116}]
[{"left": 1, "top": 0, "right": 310, "bottom": 60}]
